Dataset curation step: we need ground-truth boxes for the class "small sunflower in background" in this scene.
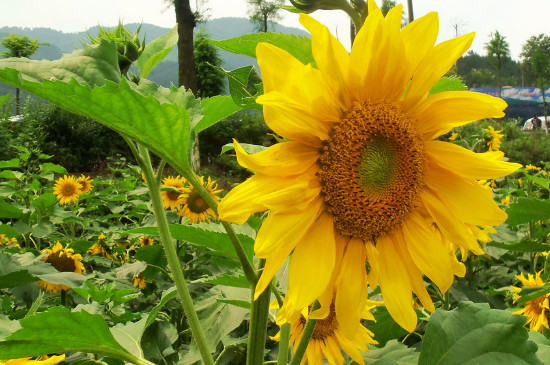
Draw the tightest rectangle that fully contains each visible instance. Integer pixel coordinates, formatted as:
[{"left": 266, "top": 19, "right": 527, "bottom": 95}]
[
  {"left": 501, "top": 196, "right": 511, "bottom": 205},
  {"left": 88, "top": 234, "right": 110, "bottom": 258},
  {"left": 448, "top": 132, "right": 459, "bottom": 141},
  {"left": 0, "top": 234, "right": 17, "bottom": 246},
  {"left": 526, "top": 164, "right": 541, "bottom": 173},
  {"left": 139, "top": 235, "right": 154, "bottom": 246},
  {"left": 485, "top": 125, "right": 504, "bottom": 152},
  {"left": 38, "top": 242, "right": 85, "bottom": 293},
  {"left": 511, "top": 271, "right": 550, "bottom": 332},
  {"left": 0, "top": 354, "right": 66, "bottom": 365},
  {"left": 53, "top": 175, "right": 82, "bottom": 205},
  {"left": 160, "top": 175, "right": 187, "bottom": 211},
  {"left": 133, "top": 273, "right": 146, "bottom": 290},
  {"left": 178, "top": 176, "right": 222, "bottom": 224},
  {"left": 273, "top": 301, "right": 378, "bottom": 365},
  {"left": 76, "top": 174, "right": 94, "bottom": 194}
]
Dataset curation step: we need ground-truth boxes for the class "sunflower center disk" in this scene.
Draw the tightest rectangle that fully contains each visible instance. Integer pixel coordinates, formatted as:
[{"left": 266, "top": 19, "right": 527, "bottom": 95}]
[
  {"left": 47, "top": 252, "right": 77, "bottom": 272},
  {"left": 187, "top": 191, "right": 208, "bottom": 214},
  {"left": 318, "top": 101, "right": 427, "bottom": 241}
]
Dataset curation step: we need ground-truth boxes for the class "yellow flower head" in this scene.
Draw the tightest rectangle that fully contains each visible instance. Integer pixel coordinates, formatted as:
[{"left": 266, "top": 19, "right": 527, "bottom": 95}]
[
  {"left": 139, "top": 235, "right": 154, "bottom": 246},
  {"left": 133, "top": 273, "right": 146, "bottom": 290},
  {"left": 53, "top": 175, "right": 82, "bottom": 205},
  {"left": 76, "top": 174, "right": 94, "bottom": 194},
  {"left": 526, "top": 164, "right": 541, "bottom": 172},
  {"left": 98, "top": 233, "right": 107, "bottom": 240},
  {"left": 161, "top": 175, "right": 187, "bottom": 211},
  {"left": 511, "top": 272, "right": 550, "bottom": 332},
  {"left": 449, "top": 132, "right": 459, "bottom": 141},
  {"left": 38, "top": 242, "right": 85, "bottom": 293},
  {"left": 274, "top": 301, "right": 378, "bottom": 365},
  {"left": 88, "top": 243, "right": 110, "bottom": 258},
  {"left": 501, "top": 195, "right": 511, "bottom": 205},
  {"left": 178, "top": 176, "right": 222, "bottom": 224},
  {"left": 0, "top": 354, "right": 65, "bottom": 365},
  {"left": 518, "top": 178, "right": 523, "bottom": 188},
  {"left": 0, "top": 234, "right": 17, "bottom": 246},
  {"left": 218, "top": 1, "right": 521, "bottom": 332},
  {"left": 485, "top": 125, "right": 504, "bottom": 152}
]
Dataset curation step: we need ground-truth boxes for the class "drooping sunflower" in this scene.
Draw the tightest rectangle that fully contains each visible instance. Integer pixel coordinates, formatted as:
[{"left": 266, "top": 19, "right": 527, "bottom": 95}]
[
  {"left": 273, "top": 300, "right": 378, "bottom": 365},
  {"left": 76, "top": 174, "right": 94, "bottom": 194},
  {"left": 0, "top": 354, "right": 66, "bottom": 365},
  {"left": 38, "top": 242, "right": 85, "bottom": 293},
  {"left": 0, "top": 234, "right": 17, "bottom": 246},
  {"left": 139, "top": 235, "right": 154, "bottom": 246},
  {"left": 178, "top": 176, "right": 222, "bottom": 224},
  {"left": 485, "top": 125, "right": 504, "bottom": 152},
  {"left": 218, "top": 0, "right": 521, "bottom": 332},
  {"left": 53, "top": 175, "right": 82, "bottom": 205},
  {"left": 511, "top": 271, "right": 550, "bottom": 332},
  {"left": 133, "top": 273, "right": 147, "bottom": 290},
  {"left": 161, "top": 175, "right": 187, "bottom": 211},
  {"left": 526, "top": 164, "right": 541, "bottom": 172}
]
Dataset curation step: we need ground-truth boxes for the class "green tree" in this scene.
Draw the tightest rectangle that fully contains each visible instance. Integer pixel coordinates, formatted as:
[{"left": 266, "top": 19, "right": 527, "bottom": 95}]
[
  {"left": 381, "top": 0, "right": 397, "bottom": 16},
  {"left": 520, "top": 34, "right": 550, "bottom": 86},
  {"left": 532, "top": 47, "right": 550, "bottom": 126},
  {"left": 194, "top": 29, "right": 224, "bottom": 98},
  {"left": 485, "top": 30, "right": 510, "bottom": 97},
  {"left": 1, "top": 33, "right": 48, "bottom": 114},
  {"left": 247, "top": 0, "right": 284, "bottom": 33}
]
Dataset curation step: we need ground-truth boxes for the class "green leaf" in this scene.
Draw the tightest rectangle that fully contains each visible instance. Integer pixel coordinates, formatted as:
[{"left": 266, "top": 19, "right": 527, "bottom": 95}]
[
  {"left": 0, "top": 200, "right": 23, "bottom": 219},
  {"left": 0, "top": 48, "right": 201, "bottom": 178},
  {"left": 30, "top": 221, "right": 55, "bottom": 238},
  {"left": 506, "top": 198, "right": 550, "bottom": 226},
  {"left": 523, "top": 174, "right": 550, "bottom": 190},
  {"left": 515, "top": 284, "right": 550, "bottom": 306},
  {"left": 364, "top": 340, "right": 419, "bottom": 364},
  {"left": 0, "top": 94, "right": 10, "bottom": 107},
  {"left": 428, "top": 76, "right": 467, "bottom": 96},
  {"left": 0, "top": 307, "right": 138, "bottom": 362},
  {"left": 195, "top": 95, "right": 241, "bottom": 133},
  {"left": 0, "top": 170, "right": 23, "bottom": 180},
  {"left": 419, "top": 301, "right": 541, "bottom": 365},
  {"left": 40, "top": 163, "right": 68, "bottom": 175},
  {"left": 216, "top": 65, "right": 262, "bottom": 110},
  {"left": 136, "top": 25, "right": 178, "bottom": 79},
  {"left": 144, "top": 287, "right": 177, "bottom": 329},
  {"left": 487, "top": 240, "right": 550, "bottom": 253},
  {"left": 369, "top": 306, "right": 409, "bottom": 348},
  {"left": 0, "top": 39, "right": 121, "bottom": 86},
  {"left": 528, "top": 331, "right": 550, "bottom": 364},
  {"left": 210, "top": 32, "right": 314, "bottom": 66},
  {"left": 0, "top": 158, "right": 20, "bottom": 169},
  {"left": 31, "top": 193, "right": 57, "bottom": 210},
  {"left": 127, "top": 224, "right": 254, "bottom": 261},
  {"left": 110, "top": 318, "right": 147, "bottom": 358},
  {"left": 0, "top": 224, "right": 18, "bottom": 238},
  {"left": 135, "top": 244, "right": 167, "bottom": 278}
]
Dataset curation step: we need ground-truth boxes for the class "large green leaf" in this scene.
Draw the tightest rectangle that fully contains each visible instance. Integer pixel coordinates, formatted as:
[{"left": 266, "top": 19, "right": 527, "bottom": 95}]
[
  {"left": 487, "top": 240, "right": 550, "bottom": 253},
  {"left": 210, "top": 32, "right": 315, "bottom": 66},
  {"left": 529, "top": 331, "right": 550, "bottom": 364},
  {"left": 0, "top": 200, "right": 23, "bottom": 219},
  {"left": 216, "top": 65, "right": 262, "bottom": 110},
  {"left": 136, "top": 26, "right": 178, "bottom": 79},
  {"left": 428, "top": 76, "right": 467, "bottom": 96},
  {"left": 195, "top": 95, "right": 241, "bottom": 133},
  {"left": 369, "top": 307, "right": 409, "bottom": 348},
  {"left": 0, "top": 41, "right": 200, "bottom": 176},
  {"left": 0, "top": 307, "right": 140, "bottom": 363},
  {"left": 506, "top": 198, "right": 550, "bottom": 226},
  {"left": 419, "top": 301, "right": 541, "bottom": 365},
  {"left": 364, "top": 340, "right": 419, "bottom": 364},
  {"left": 0, "top": 94, "right": 9, "bottom": 107}
]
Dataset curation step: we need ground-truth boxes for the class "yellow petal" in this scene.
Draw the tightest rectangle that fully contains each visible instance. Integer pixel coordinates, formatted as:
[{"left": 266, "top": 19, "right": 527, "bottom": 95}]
[
  {"left": 377, "top": 234, "right": 417, "bottom": 332},
  {"left": 401, "top": 12, "right": 439, "bottom": 77},
  {"left": 233, "top": 139, "right": 320, "bottom": 176},
  {"left": 415, "top": 91, "right": 507, "bottom": 139},
  {"left": 404, "top": 32, "right": 475, "bottom": 109},
  {"left": 335, "top": 237, "right": 368, "bottom": 338},
  {"left": 426, "top": 141, "right": 522, "bottom": 180}
]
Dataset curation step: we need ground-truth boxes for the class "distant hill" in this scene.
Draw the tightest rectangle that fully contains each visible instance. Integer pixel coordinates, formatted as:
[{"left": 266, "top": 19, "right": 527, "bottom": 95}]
[{"left": 0, "top": 18, "right": 310, "bottom": 92}]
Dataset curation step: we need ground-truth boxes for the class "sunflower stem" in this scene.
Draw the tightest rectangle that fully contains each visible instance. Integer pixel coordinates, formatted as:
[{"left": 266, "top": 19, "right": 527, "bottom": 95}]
[
  {"left": 341, "top": 0, "right": 364, "bottom": 35},
  {"left": 247, "top": 259, "right": 271, "bottom": 365},
  {"left": 288, "top": 301, "right": 320, "bottom": 365},
  {"left": 138, "top": 144, "right": 215, "bottom": 365},
  {"left": 277, "top": 323, "right": 291, "bottom": 365}
]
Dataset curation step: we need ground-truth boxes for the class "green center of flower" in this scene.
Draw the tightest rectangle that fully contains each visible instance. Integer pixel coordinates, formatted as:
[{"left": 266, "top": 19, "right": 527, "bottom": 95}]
[
  {"left": 318, "top": 100, "right": 427, "bottom": 241},
  {"left": 187, "top": 190, "right": 208, "bottom": 214}
]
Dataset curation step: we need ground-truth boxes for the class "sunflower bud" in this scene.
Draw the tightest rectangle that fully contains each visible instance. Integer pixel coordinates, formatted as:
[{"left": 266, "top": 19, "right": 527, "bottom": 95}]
[{"left": 289, "top": 0, "right": 352, "bottom": 13}]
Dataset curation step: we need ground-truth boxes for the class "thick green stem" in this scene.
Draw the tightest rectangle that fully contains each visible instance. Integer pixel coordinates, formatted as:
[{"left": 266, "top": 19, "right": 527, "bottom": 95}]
[
  {"left": 138, "top": 144, "right": 215, "bottom": 365},
  {"left": 277, "top": 323, "right": 291, "bottom": 365},
  {"left": 247, "top": 259, "right": 271, "bottom": 365},
  {"left": 341, "top": 1, "right": 364, "bottom": 34},
  {"left": 289, "top": 301, "right": 320, "bottom": 365}
]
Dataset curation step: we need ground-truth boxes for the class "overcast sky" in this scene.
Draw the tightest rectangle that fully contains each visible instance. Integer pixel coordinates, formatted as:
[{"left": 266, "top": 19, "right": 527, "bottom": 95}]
[{"left": 1, "top": 0, "right": 547, "bottom": 61}]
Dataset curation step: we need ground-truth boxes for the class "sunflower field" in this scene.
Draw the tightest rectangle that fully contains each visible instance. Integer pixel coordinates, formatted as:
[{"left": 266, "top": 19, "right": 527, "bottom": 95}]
[{"left": 1, "top": 1, "right": 550, "bottom": 364}]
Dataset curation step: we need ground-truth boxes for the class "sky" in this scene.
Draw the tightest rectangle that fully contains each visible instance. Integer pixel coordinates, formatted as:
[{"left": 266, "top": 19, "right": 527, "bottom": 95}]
[{"left": 0, "top": 0, "right": 548, "bottom": 61}]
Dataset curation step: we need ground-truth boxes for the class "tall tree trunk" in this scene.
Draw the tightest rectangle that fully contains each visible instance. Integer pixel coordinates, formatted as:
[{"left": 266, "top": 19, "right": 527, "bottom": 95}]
[
  {"left": 15, "top": 87, "right": 20, "bottom": 115},
  {"left": 407, "top": 0, "right": 414, "bottom": 23},
  {"left": 174, "top": 0, "right": 200, "bottom": 170},
  {"left": 497, "top": 59, "right": 502, "bottom": 98},
  {"left": 263, "top": 12, "right": 268, "bottom": 32}
]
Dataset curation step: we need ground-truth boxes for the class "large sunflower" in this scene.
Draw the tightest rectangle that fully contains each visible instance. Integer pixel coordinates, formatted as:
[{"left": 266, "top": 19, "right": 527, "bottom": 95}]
[
  {"left": 511, "top": 271, "right": 550, "bottom": 332},
  {"left": 218, "top": 0, "right": 521, "bottom": 332},
  {"left": 76, "top": 174, "right": 94, "bottom": 194},
  {"left": 53, "top": 175, "right": 82, "bottom": 205},
  {"left": 38, "top": 242, "right": 85, "bottom": 293}
]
